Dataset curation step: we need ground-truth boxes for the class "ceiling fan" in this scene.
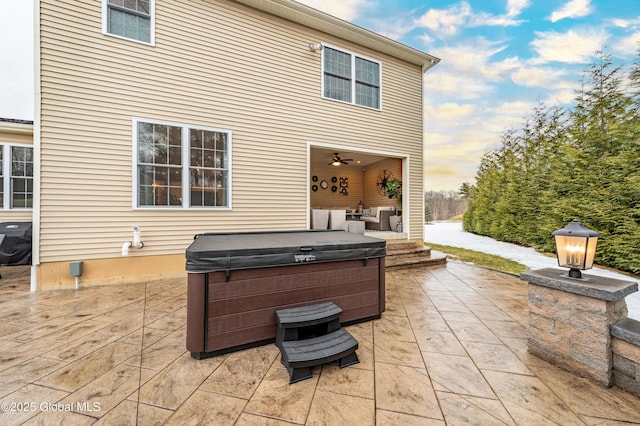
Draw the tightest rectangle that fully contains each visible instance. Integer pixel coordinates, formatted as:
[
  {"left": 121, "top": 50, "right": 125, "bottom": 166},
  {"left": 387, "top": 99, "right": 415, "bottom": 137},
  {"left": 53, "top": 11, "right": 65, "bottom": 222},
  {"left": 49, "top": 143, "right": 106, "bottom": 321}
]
[{"left": 329, "top": 152, "right": 353, "bottom": 166}]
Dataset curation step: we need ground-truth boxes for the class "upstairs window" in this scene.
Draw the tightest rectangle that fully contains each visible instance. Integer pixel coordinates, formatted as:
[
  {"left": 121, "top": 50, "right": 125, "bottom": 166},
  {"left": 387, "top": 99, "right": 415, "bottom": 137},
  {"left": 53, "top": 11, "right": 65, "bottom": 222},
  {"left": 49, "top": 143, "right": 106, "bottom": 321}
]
[
  {"left": 323, "top": 46, "right": 381, "bottom": 109},
  {"left": 135, "top": 119, "right": 232, "bottom": 209},
  {"left": 104, "top": 0, "right": 154, "bottom": 44},
  {"left": 0, "top": 144, "right": 34, "bottom": 210}
]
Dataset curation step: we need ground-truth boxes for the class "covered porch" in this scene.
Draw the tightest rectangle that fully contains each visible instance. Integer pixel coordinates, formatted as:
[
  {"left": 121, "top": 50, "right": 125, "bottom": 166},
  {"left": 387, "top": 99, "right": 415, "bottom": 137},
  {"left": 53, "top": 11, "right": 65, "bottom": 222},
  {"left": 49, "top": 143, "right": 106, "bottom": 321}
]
[{"left": 308, "top": 145, "right": 406, "bottom": 237}]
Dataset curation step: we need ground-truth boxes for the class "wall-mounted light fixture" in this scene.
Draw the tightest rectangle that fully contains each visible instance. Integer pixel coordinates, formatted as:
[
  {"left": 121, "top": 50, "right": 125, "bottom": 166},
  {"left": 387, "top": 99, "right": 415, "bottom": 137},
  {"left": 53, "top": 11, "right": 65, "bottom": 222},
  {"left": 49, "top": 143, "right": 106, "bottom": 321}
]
[
  {"left": 309, "top": 42, "right": 323, "bottom": 52},
  {"left": 552, "top": 220, "right": 599, "bottom": 279}
]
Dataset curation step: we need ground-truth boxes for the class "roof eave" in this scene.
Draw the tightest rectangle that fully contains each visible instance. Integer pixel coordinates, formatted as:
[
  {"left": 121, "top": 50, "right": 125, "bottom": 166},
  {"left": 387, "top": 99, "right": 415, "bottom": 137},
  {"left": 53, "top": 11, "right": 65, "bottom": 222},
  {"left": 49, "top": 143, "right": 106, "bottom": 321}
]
[
  {"left": 0, "top": 121, "right": 34, "bottom": 135},
  {"left": 232, "top": 0, "right": 440, "bottom": 71}
]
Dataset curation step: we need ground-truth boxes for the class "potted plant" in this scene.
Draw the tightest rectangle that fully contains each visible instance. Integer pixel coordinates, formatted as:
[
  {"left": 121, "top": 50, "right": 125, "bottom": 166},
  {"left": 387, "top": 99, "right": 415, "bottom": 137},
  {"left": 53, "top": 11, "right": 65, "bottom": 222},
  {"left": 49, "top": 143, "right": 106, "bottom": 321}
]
[{"left": 386, "top": 178, "right": 402, "bottom": 231}]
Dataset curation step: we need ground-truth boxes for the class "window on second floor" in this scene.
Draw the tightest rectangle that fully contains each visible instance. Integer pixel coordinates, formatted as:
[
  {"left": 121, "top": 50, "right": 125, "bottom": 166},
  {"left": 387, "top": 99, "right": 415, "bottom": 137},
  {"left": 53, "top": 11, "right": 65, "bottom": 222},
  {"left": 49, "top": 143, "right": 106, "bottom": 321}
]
[
  {"left": 323, "top": 46, "right": 381, "bottom": 110},
  {"left": 0, "top": 144, "right": 34, "bottom": 210},
  {"left": 104, "top": 0, "right": 154, "bottom": 44},
  {"left": 134, "top": 119, "right": 232, "bottom": 209}
]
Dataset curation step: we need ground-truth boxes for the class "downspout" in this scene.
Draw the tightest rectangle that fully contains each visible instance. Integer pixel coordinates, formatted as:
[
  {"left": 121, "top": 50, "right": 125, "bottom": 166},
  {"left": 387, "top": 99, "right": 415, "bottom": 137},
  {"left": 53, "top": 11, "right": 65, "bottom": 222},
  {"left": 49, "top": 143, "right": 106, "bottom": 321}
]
[{"left": 31, "top": 0, "right": 41, "bottom": 292}]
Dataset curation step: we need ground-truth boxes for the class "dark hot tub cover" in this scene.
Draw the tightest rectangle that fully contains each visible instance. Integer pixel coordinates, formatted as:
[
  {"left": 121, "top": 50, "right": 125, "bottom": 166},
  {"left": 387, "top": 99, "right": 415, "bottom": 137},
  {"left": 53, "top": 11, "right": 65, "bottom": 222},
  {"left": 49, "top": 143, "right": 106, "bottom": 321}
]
[{"left": 185, "top": 230, "right": 386, "bottom": 273}]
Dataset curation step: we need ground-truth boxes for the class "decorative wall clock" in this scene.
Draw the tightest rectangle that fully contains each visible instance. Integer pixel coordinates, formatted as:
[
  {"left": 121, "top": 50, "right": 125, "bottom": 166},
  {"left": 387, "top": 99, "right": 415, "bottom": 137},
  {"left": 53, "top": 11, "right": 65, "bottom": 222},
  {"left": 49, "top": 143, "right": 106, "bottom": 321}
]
[{"left": 376, "top": 170, "right": 393, "bottom": 195}]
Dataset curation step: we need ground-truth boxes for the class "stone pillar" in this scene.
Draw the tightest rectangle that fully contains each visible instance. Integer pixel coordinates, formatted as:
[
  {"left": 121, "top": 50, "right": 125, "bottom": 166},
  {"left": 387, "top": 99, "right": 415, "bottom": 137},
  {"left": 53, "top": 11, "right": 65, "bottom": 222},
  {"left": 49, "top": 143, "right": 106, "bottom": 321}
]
[{"left": 521, "top": 268, "right": 638, "bottom": 387}]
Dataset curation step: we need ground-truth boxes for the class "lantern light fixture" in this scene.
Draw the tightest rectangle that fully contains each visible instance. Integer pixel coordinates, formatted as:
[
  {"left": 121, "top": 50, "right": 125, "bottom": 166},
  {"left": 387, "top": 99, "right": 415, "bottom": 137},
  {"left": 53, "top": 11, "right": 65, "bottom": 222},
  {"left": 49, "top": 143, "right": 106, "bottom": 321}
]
[{"left": 552, "top": 220, "right": 599, "bottom": 279}]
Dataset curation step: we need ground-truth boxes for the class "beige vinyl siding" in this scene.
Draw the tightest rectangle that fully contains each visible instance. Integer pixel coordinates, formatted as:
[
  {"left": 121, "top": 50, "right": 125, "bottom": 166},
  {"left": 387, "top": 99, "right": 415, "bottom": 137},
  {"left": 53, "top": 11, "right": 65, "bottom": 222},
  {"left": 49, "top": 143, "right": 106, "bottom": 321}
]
[{"left": 39, "top": 0, "right": 424, "bottom": 262}]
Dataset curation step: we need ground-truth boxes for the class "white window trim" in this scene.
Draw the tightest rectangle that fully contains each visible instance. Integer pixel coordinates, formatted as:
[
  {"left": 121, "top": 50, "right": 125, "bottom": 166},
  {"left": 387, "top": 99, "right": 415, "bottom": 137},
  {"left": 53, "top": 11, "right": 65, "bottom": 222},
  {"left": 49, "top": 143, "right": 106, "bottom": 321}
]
[
  {"left": 131, "top": 118, "right": 232, "bottom": 210},
  {"left": 0, "top": 143, "right": 34, "bottom": 211},
  {"left": 102, "top": 0, "right": 156, "bottom": 46},
  {"left": 321, "top": 43, "right": 382, "bottom": 111}
]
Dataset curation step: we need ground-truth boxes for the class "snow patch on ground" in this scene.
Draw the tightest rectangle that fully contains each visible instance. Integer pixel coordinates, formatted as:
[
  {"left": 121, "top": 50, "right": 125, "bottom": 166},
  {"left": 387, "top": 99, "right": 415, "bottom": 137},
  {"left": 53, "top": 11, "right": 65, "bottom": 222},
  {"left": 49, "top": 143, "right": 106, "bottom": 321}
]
[{"left": 424, "top": 221, "right": 640, "bottom": 320}]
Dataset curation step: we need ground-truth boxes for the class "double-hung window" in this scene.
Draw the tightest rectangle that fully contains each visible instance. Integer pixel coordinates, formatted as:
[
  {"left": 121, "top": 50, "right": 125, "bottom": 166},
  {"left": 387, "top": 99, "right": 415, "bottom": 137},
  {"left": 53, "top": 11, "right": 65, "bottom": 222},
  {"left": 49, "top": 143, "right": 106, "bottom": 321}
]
[
  {"left": 0, "top": 144, "right": 34, "bottom": 209},
  {"left": 104, "top": 0, "right": 154, "bottom": 44},
  {"left": 135, "top": 119, "right": 231, "bottom": 209},
  {"left": 323, "top": 45, "right": 381, "bottom": 109}
]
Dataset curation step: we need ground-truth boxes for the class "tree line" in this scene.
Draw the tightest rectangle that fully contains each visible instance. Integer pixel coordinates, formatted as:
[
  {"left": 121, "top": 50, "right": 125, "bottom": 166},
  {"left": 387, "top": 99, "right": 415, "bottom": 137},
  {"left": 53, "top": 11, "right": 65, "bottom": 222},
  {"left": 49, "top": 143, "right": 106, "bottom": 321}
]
[
  {"left": 463, "top": 49, "right": 640, "bottom": 275},
  {"left": 424, "top": 190, "right": 468, "bottom": 221}
]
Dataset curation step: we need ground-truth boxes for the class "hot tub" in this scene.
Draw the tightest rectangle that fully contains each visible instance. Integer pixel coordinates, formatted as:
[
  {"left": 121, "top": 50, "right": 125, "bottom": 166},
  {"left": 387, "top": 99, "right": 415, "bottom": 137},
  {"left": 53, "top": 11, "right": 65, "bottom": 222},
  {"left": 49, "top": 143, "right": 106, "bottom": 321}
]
[{"left": 185, "top": 230, "right": 386, "bottom": 358}]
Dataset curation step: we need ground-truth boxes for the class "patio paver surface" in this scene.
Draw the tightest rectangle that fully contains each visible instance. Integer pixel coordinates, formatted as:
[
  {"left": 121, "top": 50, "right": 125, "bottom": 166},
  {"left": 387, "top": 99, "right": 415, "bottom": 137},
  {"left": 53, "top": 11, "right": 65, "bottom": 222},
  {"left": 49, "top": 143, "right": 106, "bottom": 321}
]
[{"left": 1, "top": 262, "right": 639, "bottom": 425}]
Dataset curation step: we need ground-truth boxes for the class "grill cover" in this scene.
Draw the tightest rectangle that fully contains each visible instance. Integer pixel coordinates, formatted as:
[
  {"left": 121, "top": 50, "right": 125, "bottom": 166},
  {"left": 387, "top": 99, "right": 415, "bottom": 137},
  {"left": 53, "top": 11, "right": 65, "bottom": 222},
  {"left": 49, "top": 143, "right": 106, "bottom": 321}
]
[
  {"left": 186, "top": 230, "right": 386, "bottom": 273},
  {"left": 0, "top": 222, "right": 32, "bottom": 265}
]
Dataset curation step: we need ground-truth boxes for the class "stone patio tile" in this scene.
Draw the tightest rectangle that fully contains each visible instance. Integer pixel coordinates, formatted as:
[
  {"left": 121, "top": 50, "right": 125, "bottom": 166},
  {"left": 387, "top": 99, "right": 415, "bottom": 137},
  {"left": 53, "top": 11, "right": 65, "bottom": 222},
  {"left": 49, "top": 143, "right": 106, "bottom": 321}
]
[
  {"left": 461, "top": 341, "right": 533, "bottom": 375},
  {"left": 138, "top": 352, "right": 222, "bottom": 410},
  {"left": 446, "top": 320, "right": 502, "bottom": 344},
  {"left": 376, "top": 410, "right": 445, "bottom": 425},
  {"left": 244, "top": 366, "right": 318, "bottom": 424},
  {"left": 59, "top": 364, "right": 141, "bottom": 418},
  {"left": 407, "top": 311, "right": 450, "bottom": 332},
  {"left": 306, "top": 390, "right": 374, "bottom": 425},
  {"left": 317, "top": 363, "right": 375, "bottom": 399},
  {"left": 374, "top": 362, "right": 442, "bottom": 420},
  {"left": 235, "top": 412, "right": 299, "bottom": 425},
  {"left": 200, "top": 346, "right": 277, "bottom": 399},
  {"left": 422, "top": 352, "right": 496, "bottom": 399},
  {"left": 436, "top": 391, "right": 516, "bottom": 425},
  {"left": 373, "top": 315, "right": 416, "bottom": 342},
  {"left": 414, "top": 329, "right": 467, "bottom": 356},
  {"left": 374, "top": 339, "right": 424, "bottom": 367},
  {"left": 0, "top": 356, "right": 65, "bottom": 399},
  {"left": 530, "top": 364, "right": 640, "bottom": 423},
  {"left": 165, "top": 389, "right": 246, "bottom": 426},
  {"left": 35, "top": 341, "right": 140, "bottom": 392},
  {"left": 22, "top": 409, "right": 96, "bottom": 425},
  {"left": 93, "top": 400, "right": 173, "bottom": 425},
  {"left": 483, "top": 370, "right": 585, "bottom": 424},
  {"left": 0, "top": 384, "right": 69, "bottom": 425}
]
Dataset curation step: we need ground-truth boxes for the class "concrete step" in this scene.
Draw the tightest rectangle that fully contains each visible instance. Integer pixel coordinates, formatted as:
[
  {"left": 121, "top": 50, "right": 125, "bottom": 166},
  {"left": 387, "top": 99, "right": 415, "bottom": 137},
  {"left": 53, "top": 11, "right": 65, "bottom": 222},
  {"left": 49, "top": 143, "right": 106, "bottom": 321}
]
[
  {"left": 385, "top": 240, "right": 447, "bottom": 270},
  {"left": 386, "top": 240, "right": 422, "bottom": 252}
]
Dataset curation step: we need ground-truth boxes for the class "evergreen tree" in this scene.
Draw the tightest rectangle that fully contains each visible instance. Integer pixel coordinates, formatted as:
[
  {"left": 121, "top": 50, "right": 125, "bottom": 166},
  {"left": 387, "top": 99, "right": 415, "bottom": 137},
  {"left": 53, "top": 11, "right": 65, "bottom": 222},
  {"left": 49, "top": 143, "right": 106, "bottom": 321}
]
[{"left": 464, "top": 47, "right": 640, "bottom": 274}]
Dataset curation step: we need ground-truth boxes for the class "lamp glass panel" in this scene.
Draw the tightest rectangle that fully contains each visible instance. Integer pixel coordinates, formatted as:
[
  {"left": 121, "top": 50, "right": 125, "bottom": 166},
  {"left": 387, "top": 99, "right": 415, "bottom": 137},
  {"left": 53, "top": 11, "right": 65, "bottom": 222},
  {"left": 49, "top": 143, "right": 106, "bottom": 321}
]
[
  {"left": 554, "top": 235, "right": 588, "bottom": 268},
  {"left": 584, "top": 236, "right": 598, "bottom": 269}
]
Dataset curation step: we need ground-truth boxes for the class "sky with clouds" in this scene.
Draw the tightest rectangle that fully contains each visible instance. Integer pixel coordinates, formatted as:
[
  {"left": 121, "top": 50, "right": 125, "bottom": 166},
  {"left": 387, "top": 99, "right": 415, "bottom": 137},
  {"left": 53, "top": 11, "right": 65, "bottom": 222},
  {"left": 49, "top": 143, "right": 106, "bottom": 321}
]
[{"left": 2, "top": 1, "right": 639, "bottom": 191}]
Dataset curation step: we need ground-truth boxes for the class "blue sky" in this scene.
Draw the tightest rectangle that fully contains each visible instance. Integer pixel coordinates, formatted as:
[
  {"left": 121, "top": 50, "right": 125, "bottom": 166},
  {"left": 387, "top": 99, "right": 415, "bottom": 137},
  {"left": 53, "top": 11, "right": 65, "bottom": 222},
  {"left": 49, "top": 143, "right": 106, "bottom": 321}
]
[{"left": 2, "top": 1, "right": 639, "bottom": 191}]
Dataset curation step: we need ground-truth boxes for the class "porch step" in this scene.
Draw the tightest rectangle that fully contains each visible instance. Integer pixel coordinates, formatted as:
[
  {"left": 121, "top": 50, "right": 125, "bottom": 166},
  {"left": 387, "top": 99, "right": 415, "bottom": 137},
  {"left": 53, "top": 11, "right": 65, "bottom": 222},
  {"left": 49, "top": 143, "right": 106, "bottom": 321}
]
[{"left": 385, "top": 241, "right": 447, "bottom": 270}]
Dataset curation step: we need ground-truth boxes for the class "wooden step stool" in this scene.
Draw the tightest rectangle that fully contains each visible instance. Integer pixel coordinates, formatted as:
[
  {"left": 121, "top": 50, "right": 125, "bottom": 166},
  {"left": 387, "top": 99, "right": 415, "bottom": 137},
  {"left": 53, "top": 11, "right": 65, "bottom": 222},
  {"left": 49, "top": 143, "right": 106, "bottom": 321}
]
[{"left": 275, "top": 301, "right": 359, "bottom": 384}]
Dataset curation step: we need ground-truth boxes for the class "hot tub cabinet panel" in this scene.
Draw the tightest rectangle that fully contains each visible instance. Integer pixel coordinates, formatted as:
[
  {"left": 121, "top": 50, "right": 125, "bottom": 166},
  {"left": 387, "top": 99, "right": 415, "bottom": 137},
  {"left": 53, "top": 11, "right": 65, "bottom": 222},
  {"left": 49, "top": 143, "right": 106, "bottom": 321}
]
[{"left": 185, "top": 230, "right": 386, "bottom": 358}]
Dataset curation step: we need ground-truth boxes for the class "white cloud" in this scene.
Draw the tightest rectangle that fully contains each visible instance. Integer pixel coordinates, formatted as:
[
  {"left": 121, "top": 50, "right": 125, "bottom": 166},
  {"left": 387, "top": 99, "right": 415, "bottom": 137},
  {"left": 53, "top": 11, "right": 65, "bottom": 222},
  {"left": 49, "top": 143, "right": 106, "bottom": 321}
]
[
  {"left": 295, "top": 0, "right": 373, "bottom": 21},
  {"left": 510, "top": 66, "right": 572, "bottom": 89},
  {"left": 415, "top": 2, "right": 472, "bottom": 38},
  {"left": 506, "top": 0, "right": 531, "bottom": 18},
  {"left": 416, "top": 0, "right": 527, "bottom": 41},
  {"left": 425, "top": 103, "right": 477, "bottom": 123},
  {"left": 426, "top": 70, "right": 493, "bottom": 100},
  {"left": 530, "top": 29, "right": 605, "bottom": 64},
  {"left": 544, "top": 89, "right": 577, "bottom": 106},
  {"left": 613, "top": 32, "right": 640, "bottom": 58},
  {"left": 609, "top": 17, "right": 640, "bottom": 29},
  {"left": 368, "top": 16, "right": 416, "bottom": 40},
  {"left": 429, "top": 38, "right": 523, "bottom": 83},
  {"left": 549, "top": 0, "right": 593, "bottom": 23}
]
